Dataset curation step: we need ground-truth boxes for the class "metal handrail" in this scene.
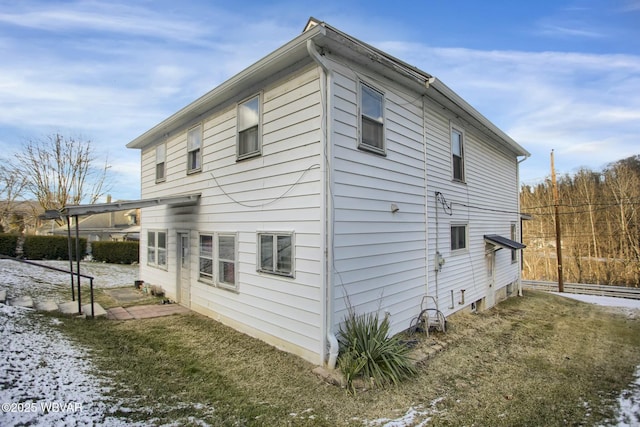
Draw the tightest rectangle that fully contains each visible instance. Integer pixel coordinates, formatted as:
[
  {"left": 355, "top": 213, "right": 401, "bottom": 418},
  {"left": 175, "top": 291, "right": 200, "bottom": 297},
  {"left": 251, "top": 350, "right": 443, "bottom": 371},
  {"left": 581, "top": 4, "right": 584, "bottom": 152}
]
[{"left": 0, "top": 254, "right": 95, "bottom": 317}]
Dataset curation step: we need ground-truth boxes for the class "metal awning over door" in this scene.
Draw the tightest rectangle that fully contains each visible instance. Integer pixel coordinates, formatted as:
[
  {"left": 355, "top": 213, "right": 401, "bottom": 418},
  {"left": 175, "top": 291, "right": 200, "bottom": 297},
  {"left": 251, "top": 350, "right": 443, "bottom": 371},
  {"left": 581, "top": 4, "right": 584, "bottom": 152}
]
[{"left": 484, "top": 234, "right": 526, "bottom": 251}]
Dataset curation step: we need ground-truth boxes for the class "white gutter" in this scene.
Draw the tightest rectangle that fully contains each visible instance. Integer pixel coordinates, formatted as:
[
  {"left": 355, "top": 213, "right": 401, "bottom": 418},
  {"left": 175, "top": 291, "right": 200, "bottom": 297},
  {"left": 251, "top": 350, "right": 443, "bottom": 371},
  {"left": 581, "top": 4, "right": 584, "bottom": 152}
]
[{"left": 307, "top": 39, "right": 339, "bottom": 369}]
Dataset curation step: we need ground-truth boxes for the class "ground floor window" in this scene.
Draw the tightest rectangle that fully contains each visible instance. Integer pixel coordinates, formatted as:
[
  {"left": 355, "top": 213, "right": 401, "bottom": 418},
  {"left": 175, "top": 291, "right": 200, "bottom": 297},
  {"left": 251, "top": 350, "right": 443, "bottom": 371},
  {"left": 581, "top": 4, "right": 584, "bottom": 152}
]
[
  {"left": 198, "top": 232, "right": 237, "bottom": 290},
  {"left": 147, "top": 230, "right": 167, "bottom": 268},
  {"left": 218, "top": 234, "right": 237, "bottom": 287},
  {"left": 451, "top": 224, "right": 467, "bottom": 251},
  {"left": 199, "top": 234, "right": 213, "bottom": 281},
  {"left": 258, "top": 233, "right": 293, "bottom": 277}
]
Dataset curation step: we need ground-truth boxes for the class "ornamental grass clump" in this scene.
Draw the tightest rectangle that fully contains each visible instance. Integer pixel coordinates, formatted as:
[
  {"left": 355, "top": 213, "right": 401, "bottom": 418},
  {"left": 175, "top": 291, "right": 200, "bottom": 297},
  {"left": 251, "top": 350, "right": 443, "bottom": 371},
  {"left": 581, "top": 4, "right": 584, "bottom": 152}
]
[{"left": 337, "top": 310, "right": 417, "bottom": 393}]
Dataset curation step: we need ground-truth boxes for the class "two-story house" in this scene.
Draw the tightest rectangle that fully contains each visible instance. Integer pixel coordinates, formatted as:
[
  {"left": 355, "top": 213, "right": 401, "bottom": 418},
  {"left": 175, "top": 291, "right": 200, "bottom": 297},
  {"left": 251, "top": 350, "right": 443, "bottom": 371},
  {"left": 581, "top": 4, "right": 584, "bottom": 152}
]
[{"left": 126, "top": 18, "right": 529, "bottom": 366}]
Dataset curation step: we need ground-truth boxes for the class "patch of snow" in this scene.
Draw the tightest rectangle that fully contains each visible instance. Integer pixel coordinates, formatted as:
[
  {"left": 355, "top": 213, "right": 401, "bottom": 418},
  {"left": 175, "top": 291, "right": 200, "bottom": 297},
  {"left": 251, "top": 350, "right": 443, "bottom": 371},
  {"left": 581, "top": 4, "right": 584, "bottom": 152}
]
[
  {"left": 0, "top": 259, "right": 138, "bottom": 303},
  {"left": 550, "top": 292, "right": 640, "bottom": 309},
  {"left": 0, "top": 304, "right": 131, "bottom": 426},
  {"left": 367, "top": 397, "right": 444, "bottom": 427},
  {"left": 616, "top": 366, "right": 640, "bottom": 426}
]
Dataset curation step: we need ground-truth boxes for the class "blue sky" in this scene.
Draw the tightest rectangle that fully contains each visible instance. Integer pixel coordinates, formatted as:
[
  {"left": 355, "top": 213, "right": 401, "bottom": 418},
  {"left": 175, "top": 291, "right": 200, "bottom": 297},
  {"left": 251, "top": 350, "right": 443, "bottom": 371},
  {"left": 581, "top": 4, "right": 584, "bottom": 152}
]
[{"left": 1, "top": 0, "right": 638, "bottom": 201}]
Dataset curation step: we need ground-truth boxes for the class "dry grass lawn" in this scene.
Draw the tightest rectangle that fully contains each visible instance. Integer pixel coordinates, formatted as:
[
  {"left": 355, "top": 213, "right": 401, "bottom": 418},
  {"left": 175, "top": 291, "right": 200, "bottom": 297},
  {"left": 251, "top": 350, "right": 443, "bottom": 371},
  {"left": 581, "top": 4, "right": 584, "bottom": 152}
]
[{"left": 55, "top": 290, "right": 640, "bottom": 426}]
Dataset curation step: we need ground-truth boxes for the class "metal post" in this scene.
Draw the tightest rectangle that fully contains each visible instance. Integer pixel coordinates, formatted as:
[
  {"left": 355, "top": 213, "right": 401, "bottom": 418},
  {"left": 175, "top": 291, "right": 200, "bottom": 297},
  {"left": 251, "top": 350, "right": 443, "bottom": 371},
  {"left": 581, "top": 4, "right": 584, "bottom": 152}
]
[
  {"left": 75, "top": 215, "right": 82, "bottom": 314},
  {"left": 551, "top": 150, "right": 564, "bottom": 293},
  {"left": 90, "top": 277, "right": 95, "bottom": 318},
  {"left": 66, "top": 215, "right": 75, "bottom": 301}
]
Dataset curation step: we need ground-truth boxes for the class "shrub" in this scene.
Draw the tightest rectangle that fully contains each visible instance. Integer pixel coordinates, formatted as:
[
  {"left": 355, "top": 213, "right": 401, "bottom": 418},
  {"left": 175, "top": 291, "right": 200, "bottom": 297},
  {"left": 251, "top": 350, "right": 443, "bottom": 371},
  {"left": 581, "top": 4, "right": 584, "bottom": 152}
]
[
  {"left": 337, "top": 310, "right": 417, "bottom": 393},
  {"left": 0, "top": 234, "right": 18, "bottom": 257},
  {"left": 92, "top": 241, "right": 139, "bottom": 264},
  {"left": 23, "top": 235, "right": 87, "bottom": 260}
]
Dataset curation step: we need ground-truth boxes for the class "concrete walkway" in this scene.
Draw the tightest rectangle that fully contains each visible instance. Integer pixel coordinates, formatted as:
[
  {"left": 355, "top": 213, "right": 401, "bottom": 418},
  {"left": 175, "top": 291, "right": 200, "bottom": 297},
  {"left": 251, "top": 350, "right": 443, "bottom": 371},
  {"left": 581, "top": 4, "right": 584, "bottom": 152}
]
[{"left": 107, "top": 304, "right": 190, "bottom": 320}]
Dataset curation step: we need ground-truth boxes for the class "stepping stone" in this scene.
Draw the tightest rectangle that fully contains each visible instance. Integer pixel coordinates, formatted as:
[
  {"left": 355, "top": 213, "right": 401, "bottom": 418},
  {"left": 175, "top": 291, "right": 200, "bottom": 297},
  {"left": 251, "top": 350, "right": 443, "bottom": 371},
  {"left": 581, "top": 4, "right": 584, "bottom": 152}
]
[
  {"left": 35, "top": 299, "right": 59, "bottom": 312},
  {"left": 82, "top": 303, "right": 107, "bottom": 317},
  {"left": 58, "top": 301, "right": 80, "bottom": 315},
  {"left": 10, "top": 295, "right": 34, "bottom": 308},
  {"left": 106, "top": 306, "right": 134, "bottom": 320},
  {"left": 0, "top": 289, "right": 6, "bottom": 303}
]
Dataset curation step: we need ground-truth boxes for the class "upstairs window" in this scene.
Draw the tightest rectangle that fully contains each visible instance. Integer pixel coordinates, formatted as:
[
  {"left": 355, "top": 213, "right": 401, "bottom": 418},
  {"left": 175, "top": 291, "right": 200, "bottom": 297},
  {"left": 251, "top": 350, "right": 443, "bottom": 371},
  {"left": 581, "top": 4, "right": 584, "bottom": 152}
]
[
  {"left": 258, "top": 233, "right": 293, "bottom": 277},
  {"left": 237, "top": 95, "right": 261, "bottom": 160},
  {"left": 451, "top": 126, "right": 465, "bottom": 181},
  {"left": 359, "top": 83, "right": 385, "bottom": 154},
  {"left": 451, "top": 224, "right": 467, "bottom": 251},
  {"left": 187, "top": 124, "right": 202, "bottom": 173},
  {"left": 155, "top": 144, "right": 166, "bottom": 182}
]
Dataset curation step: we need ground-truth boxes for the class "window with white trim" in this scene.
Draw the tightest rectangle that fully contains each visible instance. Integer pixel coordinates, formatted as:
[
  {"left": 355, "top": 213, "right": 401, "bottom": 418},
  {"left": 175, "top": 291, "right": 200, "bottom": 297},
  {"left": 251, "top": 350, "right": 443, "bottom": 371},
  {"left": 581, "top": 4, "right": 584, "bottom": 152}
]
[
  {"left": 451, "top": 126, "right": 465, "bottom": 181},
  {"left": 199, "top": 234, "right": 213, "bottom": 281},
  {"left": 217, "top": 234, "right": 237, "bottom": 288},
  {"left": 258, "top": 233, "right": 293, "bottom": 277},
  {"left": 237, "top": 95, "right": 261, "bottom": 160},
  {"left": 187, "top": 124, "right": 202, "bottom": 173},
  {"left": 155, "top": 144, "right": 166, "bottom": 182},
  {"left": 147, "top": 230, "right": 167, "bottom": 268},
  {"left": 451, "top": 224, "right": 467, "bottom": 251},
  {"left": 359, "top": 82, "right": 385, "bottom": 154}
]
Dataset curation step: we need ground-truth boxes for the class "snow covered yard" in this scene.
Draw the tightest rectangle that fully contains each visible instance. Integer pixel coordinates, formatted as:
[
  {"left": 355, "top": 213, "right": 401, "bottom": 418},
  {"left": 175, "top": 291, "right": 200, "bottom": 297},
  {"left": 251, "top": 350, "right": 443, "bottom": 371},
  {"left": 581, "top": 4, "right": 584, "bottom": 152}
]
[{"left": 0, "top": 304, "right": 132, "bottom": 426}]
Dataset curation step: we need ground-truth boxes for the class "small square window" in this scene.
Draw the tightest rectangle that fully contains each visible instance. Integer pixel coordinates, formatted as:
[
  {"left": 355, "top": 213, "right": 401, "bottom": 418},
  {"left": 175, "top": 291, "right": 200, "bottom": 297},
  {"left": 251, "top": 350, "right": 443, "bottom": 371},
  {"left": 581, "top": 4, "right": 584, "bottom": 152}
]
[
  {"left": 359, "top": 83, "right": 385, "bottom": 154},
  {"left": 258, "top": 233, "right": 293, "bottom": 277},
  {"left": 155, "top": 144, "right": 166, "bottom": 182},
  {"left": 451, "top": 225, "right": 467, "bottom": 251},
  {"left": 187, "top": 125, "right": 202, "bottom": 173},
  {"left": 451, "top": 127, "right": 465, "bottom": 181},
  {"left": 237, "top": 95, "right": 261, "bottom": 160}
]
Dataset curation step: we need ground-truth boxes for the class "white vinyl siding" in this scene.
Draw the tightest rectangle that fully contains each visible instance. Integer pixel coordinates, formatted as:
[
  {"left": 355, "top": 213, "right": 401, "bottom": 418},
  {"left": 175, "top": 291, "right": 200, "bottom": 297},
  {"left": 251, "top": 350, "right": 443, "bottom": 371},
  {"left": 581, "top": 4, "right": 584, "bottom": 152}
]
[
  {"left": 137, "top": 65, "right": 324, "bottom": 364},
  {"left": 330, "top": 61, "right": 426, "bottom": 337},
  {"left": 426, "top": 100, "right": 522, "bottom": 313}
]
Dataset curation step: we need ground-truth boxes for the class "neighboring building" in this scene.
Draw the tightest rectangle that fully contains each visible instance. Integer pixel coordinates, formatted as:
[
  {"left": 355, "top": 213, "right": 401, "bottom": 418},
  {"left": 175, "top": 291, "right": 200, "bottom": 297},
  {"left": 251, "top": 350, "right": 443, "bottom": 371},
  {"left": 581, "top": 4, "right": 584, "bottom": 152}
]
[
  {"left": 49, "top": 206, "right": 140, "bottom": 242},
  {"left": 126, "top": 18, "right": 529, "bottom": 366}
]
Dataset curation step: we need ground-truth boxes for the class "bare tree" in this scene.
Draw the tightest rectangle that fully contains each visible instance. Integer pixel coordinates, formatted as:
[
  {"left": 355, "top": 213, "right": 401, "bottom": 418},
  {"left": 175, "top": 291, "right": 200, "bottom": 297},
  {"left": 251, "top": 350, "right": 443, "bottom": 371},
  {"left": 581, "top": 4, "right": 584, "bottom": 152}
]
[
  {"left": 12, "top": 134, "right": 110, "bottom": 213},
  {"left": 0, "top": 164, "right": 28, "bottom": 232}
]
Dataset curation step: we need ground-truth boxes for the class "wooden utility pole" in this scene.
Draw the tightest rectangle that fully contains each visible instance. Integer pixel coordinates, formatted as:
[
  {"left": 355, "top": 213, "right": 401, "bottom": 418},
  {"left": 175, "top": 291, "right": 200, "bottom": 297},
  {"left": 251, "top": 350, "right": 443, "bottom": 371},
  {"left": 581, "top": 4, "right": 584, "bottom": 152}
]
[{"left": 551, "top": 150, "right": 564, "bottom": 292}]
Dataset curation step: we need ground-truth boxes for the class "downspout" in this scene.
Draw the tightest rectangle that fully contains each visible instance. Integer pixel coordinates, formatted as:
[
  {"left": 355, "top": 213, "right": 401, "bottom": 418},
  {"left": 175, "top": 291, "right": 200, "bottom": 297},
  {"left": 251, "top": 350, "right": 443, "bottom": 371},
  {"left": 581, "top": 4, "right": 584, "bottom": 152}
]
[
  {"left": 516, "top": 154, "right": 530, "bottom": 296},
  {"left": 307, "top": 39, "right": 339, "bottom": 369}
]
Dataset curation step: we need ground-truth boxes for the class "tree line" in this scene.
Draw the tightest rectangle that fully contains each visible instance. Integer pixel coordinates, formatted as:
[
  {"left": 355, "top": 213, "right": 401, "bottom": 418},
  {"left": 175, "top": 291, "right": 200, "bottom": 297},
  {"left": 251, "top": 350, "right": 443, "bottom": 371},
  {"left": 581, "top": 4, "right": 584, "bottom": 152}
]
[
  {"left": 0, "top": 134, "right": 110, "bottom": 234},
  {"left": 520, "top": 155, "right": 640, "bottom": 287}
]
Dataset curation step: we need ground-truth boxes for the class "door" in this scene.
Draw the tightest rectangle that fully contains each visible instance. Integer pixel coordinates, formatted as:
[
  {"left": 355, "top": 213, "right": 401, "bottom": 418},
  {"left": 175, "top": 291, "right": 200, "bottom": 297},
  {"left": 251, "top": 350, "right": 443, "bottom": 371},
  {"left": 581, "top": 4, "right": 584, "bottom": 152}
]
[
  {"left": 485, "top": 246, "right": 496, "bottom": 309},
  {"left": 177, "top": 232, "right": 191, "bottom": 308}
]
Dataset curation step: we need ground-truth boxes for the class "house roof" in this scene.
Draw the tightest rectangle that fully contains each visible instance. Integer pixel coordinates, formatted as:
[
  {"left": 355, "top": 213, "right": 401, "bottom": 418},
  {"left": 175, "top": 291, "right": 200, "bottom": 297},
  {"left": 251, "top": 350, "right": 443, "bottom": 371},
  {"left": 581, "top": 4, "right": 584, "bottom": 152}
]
[{"left": 126, "top": 18, "right": 529, "bottom": 158}]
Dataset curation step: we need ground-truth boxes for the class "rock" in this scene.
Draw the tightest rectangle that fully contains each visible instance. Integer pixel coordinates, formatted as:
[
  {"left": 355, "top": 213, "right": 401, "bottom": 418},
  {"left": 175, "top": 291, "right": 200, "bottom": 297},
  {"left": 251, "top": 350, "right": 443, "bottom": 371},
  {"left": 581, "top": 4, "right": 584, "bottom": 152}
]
[
  {"left": 0, "top": 289, "right": 6, "bottom": 303},
  {"left": 81, "top": 303, "right": 107, "bottom": 317},
  {"left": 35, "top": 299, "right": 59, "bottom": 312},
  {"left": 10, "top": 295, "right": 34, "bottom": 308},
  {"left": 58, "top": 301, "right": 80, "bottom": 315}
]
